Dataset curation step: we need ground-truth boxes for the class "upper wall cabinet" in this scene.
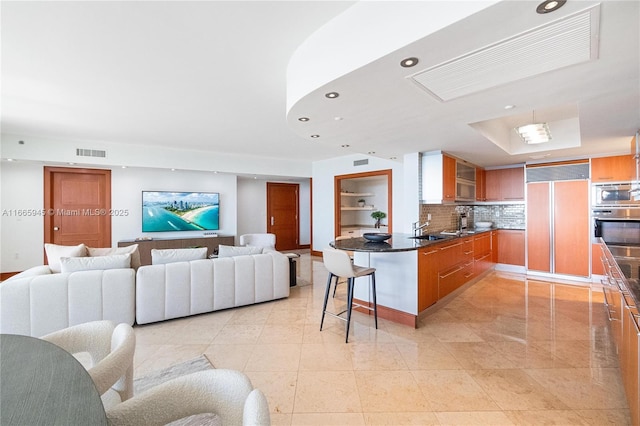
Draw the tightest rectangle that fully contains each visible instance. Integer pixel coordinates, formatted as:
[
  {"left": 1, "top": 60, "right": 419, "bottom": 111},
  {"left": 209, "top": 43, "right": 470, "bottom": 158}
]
[
  {"left": 485, "top": 167, "right": 525, "bottom": 202},
  {"left": 591, "top": 154, "right": 635, "bottom": 182},
  {"left": 421, "top": 152, "right": 476, "bottom": 203}
]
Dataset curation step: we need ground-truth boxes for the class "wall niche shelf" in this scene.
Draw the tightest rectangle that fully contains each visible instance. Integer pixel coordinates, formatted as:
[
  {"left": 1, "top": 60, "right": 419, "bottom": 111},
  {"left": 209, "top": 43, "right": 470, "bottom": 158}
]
[{"left": 341, "top": 206, "right": 375, "bottom": 211}]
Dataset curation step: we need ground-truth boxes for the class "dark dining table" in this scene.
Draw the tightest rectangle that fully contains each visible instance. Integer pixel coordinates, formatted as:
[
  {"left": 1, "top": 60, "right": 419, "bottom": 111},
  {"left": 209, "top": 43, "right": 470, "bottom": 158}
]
[{"left": 0, "top": 333, "right": 108, "bottom": 425}]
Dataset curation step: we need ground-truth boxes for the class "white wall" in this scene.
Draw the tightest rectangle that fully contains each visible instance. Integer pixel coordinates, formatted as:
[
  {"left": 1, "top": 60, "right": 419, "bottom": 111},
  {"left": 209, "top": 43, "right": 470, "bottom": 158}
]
[
  {"left": 312, "top": 154, "right": 410, "bottom": 252},
  {"left": 111, "top": 168, "right": 238, "bottom": 244},
  {"left": 0, "top": 161, "right": 45, "bottom": 271}
]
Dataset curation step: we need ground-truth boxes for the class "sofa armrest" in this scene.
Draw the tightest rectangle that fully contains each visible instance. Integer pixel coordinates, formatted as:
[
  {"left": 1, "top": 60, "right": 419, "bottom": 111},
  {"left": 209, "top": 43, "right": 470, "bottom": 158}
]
[{"left": 3, "top": 265, "right": 53, "bottom": 282}]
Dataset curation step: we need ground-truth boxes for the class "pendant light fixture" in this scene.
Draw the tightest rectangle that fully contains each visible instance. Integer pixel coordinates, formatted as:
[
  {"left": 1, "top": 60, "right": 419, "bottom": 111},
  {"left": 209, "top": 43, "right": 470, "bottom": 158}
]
[{"left": 515, "top": 110, "right": 552, "bottom": 144}]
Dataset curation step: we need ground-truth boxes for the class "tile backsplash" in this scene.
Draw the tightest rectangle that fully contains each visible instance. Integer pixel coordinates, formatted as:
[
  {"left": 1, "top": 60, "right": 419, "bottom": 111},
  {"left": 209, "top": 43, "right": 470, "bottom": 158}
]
[{"left": 419, "top": 203, "right": 525, "bottom": 232}]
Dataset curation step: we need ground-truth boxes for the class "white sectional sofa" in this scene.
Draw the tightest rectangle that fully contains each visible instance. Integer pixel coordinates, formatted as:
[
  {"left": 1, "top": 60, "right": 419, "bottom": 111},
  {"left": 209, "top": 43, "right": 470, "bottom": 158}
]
[
  {"left": 135, "top": 250, "right": 290, "bottom": 324},
  {"left": 0, "top": 268, "right": 136, "bottom": 337}
]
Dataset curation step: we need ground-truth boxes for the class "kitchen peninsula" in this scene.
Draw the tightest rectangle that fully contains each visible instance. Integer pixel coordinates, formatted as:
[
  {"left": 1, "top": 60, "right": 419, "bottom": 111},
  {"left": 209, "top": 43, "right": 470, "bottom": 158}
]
[{"left": 331, "top": 229, "right": 496, "bottom": 327}]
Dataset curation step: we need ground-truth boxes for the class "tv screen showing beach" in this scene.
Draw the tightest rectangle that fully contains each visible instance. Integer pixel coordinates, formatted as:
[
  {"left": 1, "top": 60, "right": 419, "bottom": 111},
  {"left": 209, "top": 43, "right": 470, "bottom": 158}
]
[{"left": 142, "top": 191, "right": 220, "bottom": 232}]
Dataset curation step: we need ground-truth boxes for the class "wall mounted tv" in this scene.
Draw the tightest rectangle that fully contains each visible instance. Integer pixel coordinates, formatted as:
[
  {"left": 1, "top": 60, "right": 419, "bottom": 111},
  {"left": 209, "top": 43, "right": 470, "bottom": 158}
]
[{"left": 142, "top": 191, "right": 219, "bottom": 232}]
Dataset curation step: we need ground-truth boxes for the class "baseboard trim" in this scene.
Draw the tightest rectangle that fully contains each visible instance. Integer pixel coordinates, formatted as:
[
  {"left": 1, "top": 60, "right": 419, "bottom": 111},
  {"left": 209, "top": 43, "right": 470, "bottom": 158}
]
[{"left": 352, "top": 297, "right": 417, "bottom": 328}]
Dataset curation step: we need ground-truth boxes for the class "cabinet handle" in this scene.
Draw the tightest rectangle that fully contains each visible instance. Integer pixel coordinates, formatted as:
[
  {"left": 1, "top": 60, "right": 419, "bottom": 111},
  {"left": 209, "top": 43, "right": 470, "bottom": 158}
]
[
  {"left": 464, "top": 272, "right": 473, "bottom": 278},
  {"left": 422, "top": 250, "right": 439, "bottom": 255},
  {"left": 464, "top": 250, "right": 473, "bottom": 255},
  {"left": 440, "top": 242, "right": 463, "bottom": 250},
  {"left": 439, "top": 266, "right": 463, "bottom": 279}
]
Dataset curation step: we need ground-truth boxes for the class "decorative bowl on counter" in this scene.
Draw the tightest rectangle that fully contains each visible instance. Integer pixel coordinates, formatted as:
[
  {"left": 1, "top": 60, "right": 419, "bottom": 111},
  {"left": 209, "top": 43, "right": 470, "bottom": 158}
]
[
  {"left": 475, "top": 221, "right": 493, "bottom": 228},
  {"left": 362, "top": 233, "right": 392, "bottom": 242}
]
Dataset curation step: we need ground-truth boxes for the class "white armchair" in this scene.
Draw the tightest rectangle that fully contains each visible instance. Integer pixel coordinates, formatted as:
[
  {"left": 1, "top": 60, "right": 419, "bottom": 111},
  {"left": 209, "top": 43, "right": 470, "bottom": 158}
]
[
  {"left": 106, "top": 369, "right": 270, "bottom": 425},
  {"left": 41, "top": 320, "right": 136, "bottom": 408},
  {"left": 239, "top": 233, "right": 276, "bottom": 249}
]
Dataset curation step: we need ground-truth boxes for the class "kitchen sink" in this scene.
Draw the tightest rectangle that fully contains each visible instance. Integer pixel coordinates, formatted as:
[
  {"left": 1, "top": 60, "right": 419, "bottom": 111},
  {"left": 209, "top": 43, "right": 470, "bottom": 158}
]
[{"left": 410, "top": 234, "right": 447, "bottom": 241}]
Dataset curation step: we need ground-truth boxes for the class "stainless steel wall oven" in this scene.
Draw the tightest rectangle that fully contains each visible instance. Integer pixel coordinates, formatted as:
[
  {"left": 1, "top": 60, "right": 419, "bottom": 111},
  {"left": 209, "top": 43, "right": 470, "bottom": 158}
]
[{"left": 593, "top": 208, "right": 640, "bottom": 279}]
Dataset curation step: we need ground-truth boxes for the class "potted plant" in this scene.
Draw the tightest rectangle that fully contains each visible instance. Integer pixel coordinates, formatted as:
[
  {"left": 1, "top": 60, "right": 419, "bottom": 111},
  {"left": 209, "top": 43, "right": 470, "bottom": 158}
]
[
  {"left": 371, "top": 211, "right": 387, "bottom": 229},
  {"left": 357, "top": 198, "right": 366, "bottom": 207}
]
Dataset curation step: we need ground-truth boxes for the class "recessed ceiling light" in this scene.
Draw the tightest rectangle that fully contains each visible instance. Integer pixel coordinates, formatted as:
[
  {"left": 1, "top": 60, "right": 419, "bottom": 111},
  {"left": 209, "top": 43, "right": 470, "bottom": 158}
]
[
  {"left": 536, "top": 0, "right": 566, "bottom": 14},
  {"left": 400, "top": 57, "right": 419, "bottom": 68},
  {"left": 368, "top": 151, "right": 376, "bottom": 155},
  {"left": 325, "top": 92, "right": 339, "bottom": 99},
  {"left": 68, "top": 162, "right": 75, "bottom": 165},
  {"left": 341, "top": 144, "right": 350, "bottom": 148},
  {"left": 334, "top": 117, "right": 343, "bottom": 121},
  {"left": 298, "top": 117, "right": 309, "bottom": 122},
  {"left": 171, "top": 168, "right": 176, "bottom": 171},
  {"left": 7, "top": 158, "right": 14, "bottom": 162},
  {"left": 121, "top": 166, "right": 127, "bottom": 169},
  {"left": 310, "top": 134, "right": 320, "bottom": 138},
  {"left": 504, "top": 104, "right": 516, "bottom": 110}
]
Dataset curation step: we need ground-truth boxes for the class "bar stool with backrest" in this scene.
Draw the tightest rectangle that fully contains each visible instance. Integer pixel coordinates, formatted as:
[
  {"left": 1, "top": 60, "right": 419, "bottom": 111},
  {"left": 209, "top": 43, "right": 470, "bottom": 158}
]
[{"left": 320, "top": 248, "right": 377, "bottom": 343}]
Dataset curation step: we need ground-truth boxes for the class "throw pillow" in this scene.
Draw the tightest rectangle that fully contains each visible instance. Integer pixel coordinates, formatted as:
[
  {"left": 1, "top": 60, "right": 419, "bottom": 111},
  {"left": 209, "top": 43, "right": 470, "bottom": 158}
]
[
  {"left": 151, "top": 247, "right": 208, "bottom": 265},
  {"left": 88, "top": 244, "right": 141, "bottom": 270},
  {"left": 217, "top": 245, "right": 263, "bottom": 258},
  {"left": 60, "top": 253, "right": 132, "bottom": 273},
  {"left": 44, "top": 243, "right": 87, "bottom": 273}
]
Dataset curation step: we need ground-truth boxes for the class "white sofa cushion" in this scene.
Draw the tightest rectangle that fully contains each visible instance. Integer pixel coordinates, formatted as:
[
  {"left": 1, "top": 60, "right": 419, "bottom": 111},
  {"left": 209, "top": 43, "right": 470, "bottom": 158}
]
[
  {"left": 88, "top": 244, "right": 141, "bottom": 270},
  {"left": 151, "top": 248, "right": 208, "bottom": 265},
  {"left": 60, "top": 253, "right": 131, "bottom": 273},
  {"left": 218, "top": 245, "right": 263, "bottom": 258},
  {"left": 44, "top": 243, "right": 87, "bottom": 273}
]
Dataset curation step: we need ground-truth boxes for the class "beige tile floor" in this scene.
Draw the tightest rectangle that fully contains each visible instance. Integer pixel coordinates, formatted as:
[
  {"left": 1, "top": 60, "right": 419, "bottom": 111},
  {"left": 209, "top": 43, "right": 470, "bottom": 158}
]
[{"left": 133, "top": 252, "right": 632, "bottom": 425}]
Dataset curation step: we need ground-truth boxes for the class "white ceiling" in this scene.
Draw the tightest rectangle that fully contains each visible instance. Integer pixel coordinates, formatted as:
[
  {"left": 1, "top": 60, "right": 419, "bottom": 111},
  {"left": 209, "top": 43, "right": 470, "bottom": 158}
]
[{"left": 2, "top": 0, "right": 639, "bottom": 170}]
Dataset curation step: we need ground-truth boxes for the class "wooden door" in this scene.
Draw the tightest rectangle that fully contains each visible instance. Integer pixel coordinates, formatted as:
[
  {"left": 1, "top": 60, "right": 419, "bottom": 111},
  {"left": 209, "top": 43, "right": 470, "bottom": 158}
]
[
  {"left": 553, "top": 180, "right": 590, "bottom": 276},
  {"left": 267, "top": 182, "right": 299, "bottom": 251},
  {"left": 527, "top": 182, "right": 551, "bottom": 272},
  {"left": 44, "top": 167, "right": 111, "bottom": 261}
]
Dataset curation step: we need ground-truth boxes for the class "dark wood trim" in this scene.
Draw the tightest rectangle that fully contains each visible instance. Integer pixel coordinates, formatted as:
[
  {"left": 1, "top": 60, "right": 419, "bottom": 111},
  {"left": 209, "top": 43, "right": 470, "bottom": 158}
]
[
  {"left": 334, "top": 169, "right": 393, "bottom": 238},
  {"left": 311, "top": 249, "right": 322, "bottom": 257},
  {"left": 352, "top": 297, "right": 417, "bottom": 328}
]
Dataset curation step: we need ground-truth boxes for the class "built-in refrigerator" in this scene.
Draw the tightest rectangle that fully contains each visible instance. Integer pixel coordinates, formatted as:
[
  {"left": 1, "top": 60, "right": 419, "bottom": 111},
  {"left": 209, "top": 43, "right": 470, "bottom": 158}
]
[{"left": 526, "top": 162, "right": 590, "bottom": 277}]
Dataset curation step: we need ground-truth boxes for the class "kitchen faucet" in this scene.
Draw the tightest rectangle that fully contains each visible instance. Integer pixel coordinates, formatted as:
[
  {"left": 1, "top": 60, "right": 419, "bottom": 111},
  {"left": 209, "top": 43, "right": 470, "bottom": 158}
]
[{"left": 412, "top": 220, "right": 430, "bottom": 236}]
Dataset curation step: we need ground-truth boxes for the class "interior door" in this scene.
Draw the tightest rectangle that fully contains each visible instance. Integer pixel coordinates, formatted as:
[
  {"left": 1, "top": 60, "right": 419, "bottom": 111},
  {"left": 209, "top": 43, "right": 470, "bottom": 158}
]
[
  {"left": 267, "top": 182, "right": 299, "bottom": 251},
  {"left": 44, "top": 167, "right": 112, "bottom": 261}
]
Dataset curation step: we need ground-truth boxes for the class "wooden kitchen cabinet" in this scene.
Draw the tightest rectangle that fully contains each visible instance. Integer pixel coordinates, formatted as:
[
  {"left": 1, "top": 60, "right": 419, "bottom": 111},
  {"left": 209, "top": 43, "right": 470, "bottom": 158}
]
[
  {"left": 591, "top": 243, "right": 604, "bottom": 276},
  {"left": 473, "top": 232, "right": 493, "bottom": 276},
  {"left": 485, "top": 167, "right": 524, "bottom": 201},
  {"left": 443, "top": 154, "right": 456, "bottom": 202},
  {"left": 475, "top": 168, "right": 486, "bottom": 201},
  {"left": 418, "top": 246, "right": 439, "bottom": 311},
  {"left": 497, "top": 229, "right": 525, "bottom": 266},
  {"left": 591, "top": 154, "right": 634, "bottom": 182}
]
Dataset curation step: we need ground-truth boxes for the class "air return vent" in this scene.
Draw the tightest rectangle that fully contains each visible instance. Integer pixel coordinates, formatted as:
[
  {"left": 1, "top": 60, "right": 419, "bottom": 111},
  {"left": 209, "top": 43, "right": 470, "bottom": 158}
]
[
  {"left": 409, "top": 5, "right": 600, "bottom": 101},
  {"left": 354, "top": 159, "right": 369, "bottom": 166},
  {"left": 526, "top": 163, "right": 590, "bottom": 183},
  {"left": 76, "top": 148, "right": 106, "bottom": 158}
]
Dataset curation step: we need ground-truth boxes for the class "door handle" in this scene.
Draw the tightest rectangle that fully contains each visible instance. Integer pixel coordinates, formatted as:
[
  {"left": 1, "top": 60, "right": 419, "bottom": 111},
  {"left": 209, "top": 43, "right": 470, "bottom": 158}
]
[
  {"left": 270, "top": 217, "right": 274, "bottom": 226},
  {"left": 53, "top": 226, "right": 60, "bottom": 231}
]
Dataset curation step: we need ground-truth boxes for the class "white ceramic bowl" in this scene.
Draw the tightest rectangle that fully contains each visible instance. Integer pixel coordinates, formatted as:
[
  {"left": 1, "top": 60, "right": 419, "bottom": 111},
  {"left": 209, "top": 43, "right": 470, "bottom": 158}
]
[{"left": 475, "top": 221, "right": 493, "bottom": 228}]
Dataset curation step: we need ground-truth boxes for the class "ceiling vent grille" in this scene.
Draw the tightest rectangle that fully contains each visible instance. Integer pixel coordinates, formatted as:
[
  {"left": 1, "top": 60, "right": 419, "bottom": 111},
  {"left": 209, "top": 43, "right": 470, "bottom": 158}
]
[
  {"left": 409, "top": 5, "right": 600, "bottom": 102},
  {"left": 354, "top": 159, "right": 369, "bottom": 166},
  {"left": 76, "top": 148, "right": 106, "bottom": 158}
]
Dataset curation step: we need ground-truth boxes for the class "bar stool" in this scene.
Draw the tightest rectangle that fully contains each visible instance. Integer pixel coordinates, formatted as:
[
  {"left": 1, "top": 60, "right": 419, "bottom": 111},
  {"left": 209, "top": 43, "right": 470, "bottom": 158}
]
[
  {"left": 320, "top": 248, "right": 378, "bottom": 343},
  {"left": 331, "top": 236, "right": 355, "bottom": 297}
]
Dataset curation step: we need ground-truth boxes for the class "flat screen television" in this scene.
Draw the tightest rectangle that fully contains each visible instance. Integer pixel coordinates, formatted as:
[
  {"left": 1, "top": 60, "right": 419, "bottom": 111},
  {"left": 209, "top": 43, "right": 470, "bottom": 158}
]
[{"left": 142, "top": 191, "right": 219, "bottom": 232}]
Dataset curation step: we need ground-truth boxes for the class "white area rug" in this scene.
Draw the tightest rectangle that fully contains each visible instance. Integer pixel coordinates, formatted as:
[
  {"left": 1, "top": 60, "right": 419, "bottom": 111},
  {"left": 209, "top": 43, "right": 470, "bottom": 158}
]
[{"left": 134, "top": 355, "right": 220, "bottom": 426}]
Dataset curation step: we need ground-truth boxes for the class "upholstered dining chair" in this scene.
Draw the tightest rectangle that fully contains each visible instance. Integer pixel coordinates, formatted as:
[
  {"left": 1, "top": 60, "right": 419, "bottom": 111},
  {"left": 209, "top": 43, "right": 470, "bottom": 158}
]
[
  {"left": 321, "top": 248, "right": 378, "bottom": 343},
  {"left": 239, "top": 233, "right": 276, "bottom": 249},
  {"left": 41, "top": 320, "right": 136, "bottom": 408},
  {"left": 105, "top": 369, "right": 271, "bottom": 426},
  {"left": 331, "top": 236, "right": 355, "bottom": 297}
]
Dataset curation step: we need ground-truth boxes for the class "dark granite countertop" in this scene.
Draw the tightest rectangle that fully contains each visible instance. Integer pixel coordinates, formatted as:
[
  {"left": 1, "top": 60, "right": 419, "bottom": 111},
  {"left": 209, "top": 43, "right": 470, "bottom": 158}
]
[{"left": 330, "top": 228, "right": 497, "bottom": 253}]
